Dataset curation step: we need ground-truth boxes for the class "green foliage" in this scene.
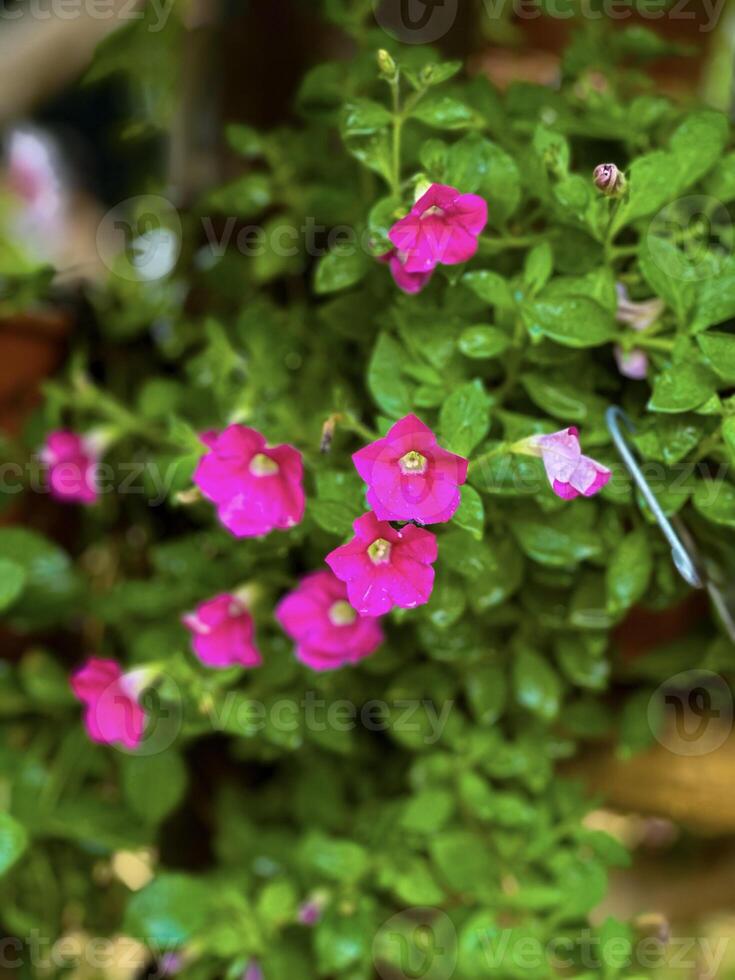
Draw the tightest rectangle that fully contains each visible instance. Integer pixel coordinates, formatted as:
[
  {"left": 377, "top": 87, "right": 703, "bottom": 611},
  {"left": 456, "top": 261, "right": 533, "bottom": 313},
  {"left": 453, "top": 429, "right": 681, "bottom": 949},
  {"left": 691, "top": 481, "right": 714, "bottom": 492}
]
[{"left": 2, "top": 5, "right": 735, "bottom": 978}]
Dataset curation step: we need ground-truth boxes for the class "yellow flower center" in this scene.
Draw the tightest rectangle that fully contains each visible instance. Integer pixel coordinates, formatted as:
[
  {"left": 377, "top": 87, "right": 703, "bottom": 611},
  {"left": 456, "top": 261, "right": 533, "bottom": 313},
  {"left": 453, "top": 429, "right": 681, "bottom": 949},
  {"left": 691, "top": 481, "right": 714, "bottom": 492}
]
[
  {"left": 368, "top": 537, "right": 392, "bottom": 565},
  {"left": 328, "top": 600, "right": 357, "bottom": 627},
  {"left": 422, "top": 205, "right": 445, "bottom": 217},
  {"left": 249, "top": 453, "right": 279, "bottom": 477},
  {"left": 399, "top": 450, "right": 427, "bottom": 475}
]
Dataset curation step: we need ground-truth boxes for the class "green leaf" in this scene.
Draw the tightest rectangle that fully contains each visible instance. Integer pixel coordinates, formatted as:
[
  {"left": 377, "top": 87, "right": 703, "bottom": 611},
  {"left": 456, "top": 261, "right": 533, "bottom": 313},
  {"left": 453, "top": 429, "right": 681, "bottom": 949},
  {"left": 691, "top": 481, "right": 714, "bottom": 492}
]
[
  {"left": 314, "top": 247, "right": 369, "bottom": 294},
  {"left": 300, "top": 833, "right": 369, "bottom": 883},
  {"left": 401, "top": 788, "right": 454, "bottom": 834},
  {"left": 0, "top": 813, "right": 28, "bottom": 877},
  {"left": 125, "top": 874, "right": 212, "bottom": 945},
  {"left": 315, "top": 903, "right": 372, "bottom": 974},
  {"left": 439, "top": 380, "right": 490, "bottom": 456},
  {"left": 693, "top": 480, "right": 735, "bottom": 527},
  {"left": 524, "top": 242, "right": 553, "bottom": 294},
  {"left": 422, "top": 60, "right": 463, "bottom": 86},
  {"left": 697, "top": 332, "right": 735, "bottom": 382},
  {"left": 207, "top": 174, "right": 271, "bottom": 217},
  {"left": 368, "top": 333, "right": 413, "bottom": 417},
  {"left": 256, "top": 879, "right": 297, "bottom": 930},
  {"left": 0, "top": 558, "right": 25, "bottom": 613},
  {"left": 390, "top": 857, "right": 445, "bottom": 905},
  {"left": 648, "top": 361, "right": 717, "bottom": 413},
  {"left": 555, "top": 636, "right": 610, "bottom": 691},
  {"left": 430, "top": 831, "right": 496, "bottom": 892},
  {"left": 309, "top": 498, "right": 360, "bottom": 536},
  {"left": 463, "top": 270, "right": 514, "bottom": 308},
  {"left": 340, "top": 99, "right": 392, "bottom": 137},
  {"left": 0, "top": 527, "right": 80, "bottom": 629},
  {"left": 522, "top": 297, "right": 616, "bottom": 348},
  {"left": 706, "top": 151, "right": 735, "bottom": 201},
  {"left": 412, "top": 95, "right": 477, "bottom": 130},
  {"left": 691, "top": 255, "right": 735, "bottom": 334},
  {"left": 639, "top": 238, "right": 694, "bottom": 324},
  {"left": 453, "top": 484, "right": 485, "bottom": 540},
  {"left": 606, "top": 528, "right": 653, "bottom": 614},
  {"left": 513, "top": 648, "right": 562, "bottom": 721},
  {"left": 466, "top": 664, "right": 506, "bottom": 725},
  {"left": 458, "top": 325, "right": 509, "bottom": 360},
  {"left": 669, "top": 109, "right": 728, "bottom": 184},
  {"left": 510, "top": 513, "right": 600, "bottom": 567},
  {"left": 122, "top": 751, "right": 188, "bottom": 825}
]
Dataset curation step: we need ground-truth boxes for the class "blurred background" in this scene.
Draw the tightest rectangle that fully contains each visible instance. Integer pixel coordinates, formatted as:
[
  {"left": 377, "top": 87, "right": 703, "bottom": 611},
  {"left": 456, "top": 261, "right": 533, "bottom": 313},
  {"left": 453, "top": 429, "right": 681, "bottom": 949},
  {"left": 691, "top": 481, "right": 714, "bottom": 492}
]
[{"left": 3, "top": 0, "right": 735, "bottom": 976}]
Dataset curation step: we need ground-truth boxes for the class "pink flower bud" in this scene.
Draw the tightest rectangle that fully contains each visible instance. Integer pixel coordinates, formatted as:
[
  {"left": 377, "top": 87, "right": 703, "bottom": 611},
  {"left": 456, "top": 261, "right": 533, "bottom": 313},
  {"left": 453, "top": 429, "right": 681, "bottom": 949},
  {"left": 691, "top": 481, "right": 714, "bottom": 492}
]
[{"left": 593, "top": 163, "right": 626, "bottom": 196}]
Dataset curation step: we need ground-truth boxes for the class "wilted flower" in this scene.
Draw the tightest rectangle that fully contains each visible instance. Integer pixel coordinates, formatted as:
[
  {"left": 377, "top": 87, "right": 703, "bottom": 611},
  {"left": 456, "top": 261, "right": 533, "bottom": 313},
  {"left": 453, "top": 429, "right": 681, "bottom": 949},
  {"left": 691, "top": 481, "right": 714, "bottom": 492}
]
[
  {"left": 352, "top": 414, "right": 468, "bottom": 524},
  {"left": 514, "top": 427, "right": 611, "bottom": 501},
  {"left": 615, "top": 282, "right": 664, "bottom": 332},
  {"left": 276, "top": 570, "right": 383, "bottom": 671},
  {"left": 326, "top": 511, "right": 437, "bottom": 617},
  {"left": 183, "top": 594, "right": 262, "bottom": 669},
  {"left": 193, "top": 424, "right": 305, "bottom": 538}
]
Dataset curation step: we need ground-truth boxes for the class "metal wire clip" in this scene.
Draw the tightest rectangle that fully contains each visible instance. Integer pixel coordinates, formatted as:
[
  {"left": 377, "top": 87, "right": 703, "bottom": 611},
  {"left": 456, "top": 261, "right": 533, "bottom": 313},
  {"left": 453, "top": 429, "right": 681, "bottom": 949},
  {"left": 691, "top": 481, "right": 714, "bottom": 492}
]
[{"left": 606, "top": 405, "right": 735, "bottom": 642}]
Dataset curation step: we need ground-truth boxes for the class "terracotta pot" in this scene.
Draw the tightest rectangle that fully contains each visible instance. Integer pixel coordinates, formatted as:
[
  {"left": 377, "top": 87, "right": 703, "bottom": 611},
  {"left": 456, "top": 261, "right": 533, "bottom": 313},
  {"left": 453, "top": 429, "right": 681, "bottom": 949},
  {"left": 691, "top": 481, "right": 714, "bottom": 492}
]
[{"left": 0, "top": 309, "right": 70, "bottom": 436}]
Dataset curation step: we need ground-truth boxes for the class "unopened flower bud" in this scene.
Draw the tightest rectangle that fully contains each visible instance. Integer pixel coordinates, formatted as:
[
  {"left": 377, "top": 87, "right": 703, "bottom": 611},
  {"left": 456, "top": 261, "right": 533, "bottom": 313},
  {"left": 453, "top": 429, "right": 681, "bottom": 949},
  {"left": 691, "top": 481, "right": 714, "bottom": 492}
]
[
  {"left": 593, "top": 163, "right": 626, "bottom": 196},
  {"left": 377, "top": 49, "right": 397, "bottom": 80}
]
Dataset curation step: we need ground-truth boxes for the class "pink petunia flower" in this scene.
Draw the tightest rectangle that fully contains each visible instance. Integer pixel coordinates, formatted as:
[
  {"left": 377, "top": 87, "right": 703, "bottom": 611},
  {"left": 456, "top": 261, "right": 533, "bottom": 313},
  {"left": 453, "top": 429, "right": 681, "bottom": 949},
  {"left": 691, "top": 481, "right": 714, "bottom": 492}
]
[
  {"left": 326, "top": 511, "right": 437, "bottom": 617},
  {"left": 612, "top": 283, "right": 661, "bottom": 381},
  {"left": 352, "top": 414, "right": 468, "bottom": 525},
  {"left": 614, "top": 345, "right": 649, "bottom": 380},
  {"left": 275, "top": 570, "right": 383, "bottom": 672},
  {"left": 5, "top": 128, "right": 66, "bottom": 257},
  {"left": 515, "top": 427, "right": 611, "bottom": 501},
  {"left": 388, "top": 183, "right": 488, "bottom": 274},
  {"left": 40, "top": 430, "right": 99, "bottom": 505},
  {"left": 193, "top": 424, "right": 304, "bottom": 538},
  {"left": 70, "top": 657, "right": 148, "bottom": 750},
  {"left": 378, "top": 249, "right": 433, "bottom": 294},
  {"left": 182, "top": 593, "right": 262, "bottom": 669}
]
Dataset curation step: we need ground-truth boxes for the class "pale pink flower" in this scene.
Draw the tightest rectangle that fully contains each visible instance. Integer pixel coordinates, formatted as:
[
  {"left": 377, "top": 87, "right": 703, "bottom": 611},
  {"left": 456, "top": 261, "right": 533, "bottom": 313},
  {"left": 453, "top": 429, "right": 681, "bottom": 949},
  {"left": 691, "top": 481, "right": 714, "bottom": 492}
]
[
  {"left": 40, "top": 431, "right": 99, "bottom": 505},
  {"left": 193, "top": 425, "right": 304, "bottom": 538},
  {"left": 326, "top": 511, "right": 437, "bottom": 617},
  {"left": 275, "top": 570, "right": 383, "bottom": 672},
  {"left": 614, "top": 345, "right": 649, "bottom": 380},
  {"left": 378, "top": 248, "right": 433, "bottom": 294},
  {"left": 615, "top": 283, "right": 664, "bottom": 331},
  {"left": 70, "top": 658, "right": 147, "bottom": 749},
  {"left": 182, "top": 594, "right": 262, "bottom": 669},
  {"left": 352, "top": 414, "right": 468, "bottom": 525},
  {"left": 5, "top": 128, "right": 65, "bottom": 253},
  {"left": 516, "top": 426, "right": 611, "bottom": 500},
  {"left": 613, "top": 283, "right": 662, "bottom": 381},
  {"left": 388, "top": 183, "right": 488, "bottom": 274}
]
